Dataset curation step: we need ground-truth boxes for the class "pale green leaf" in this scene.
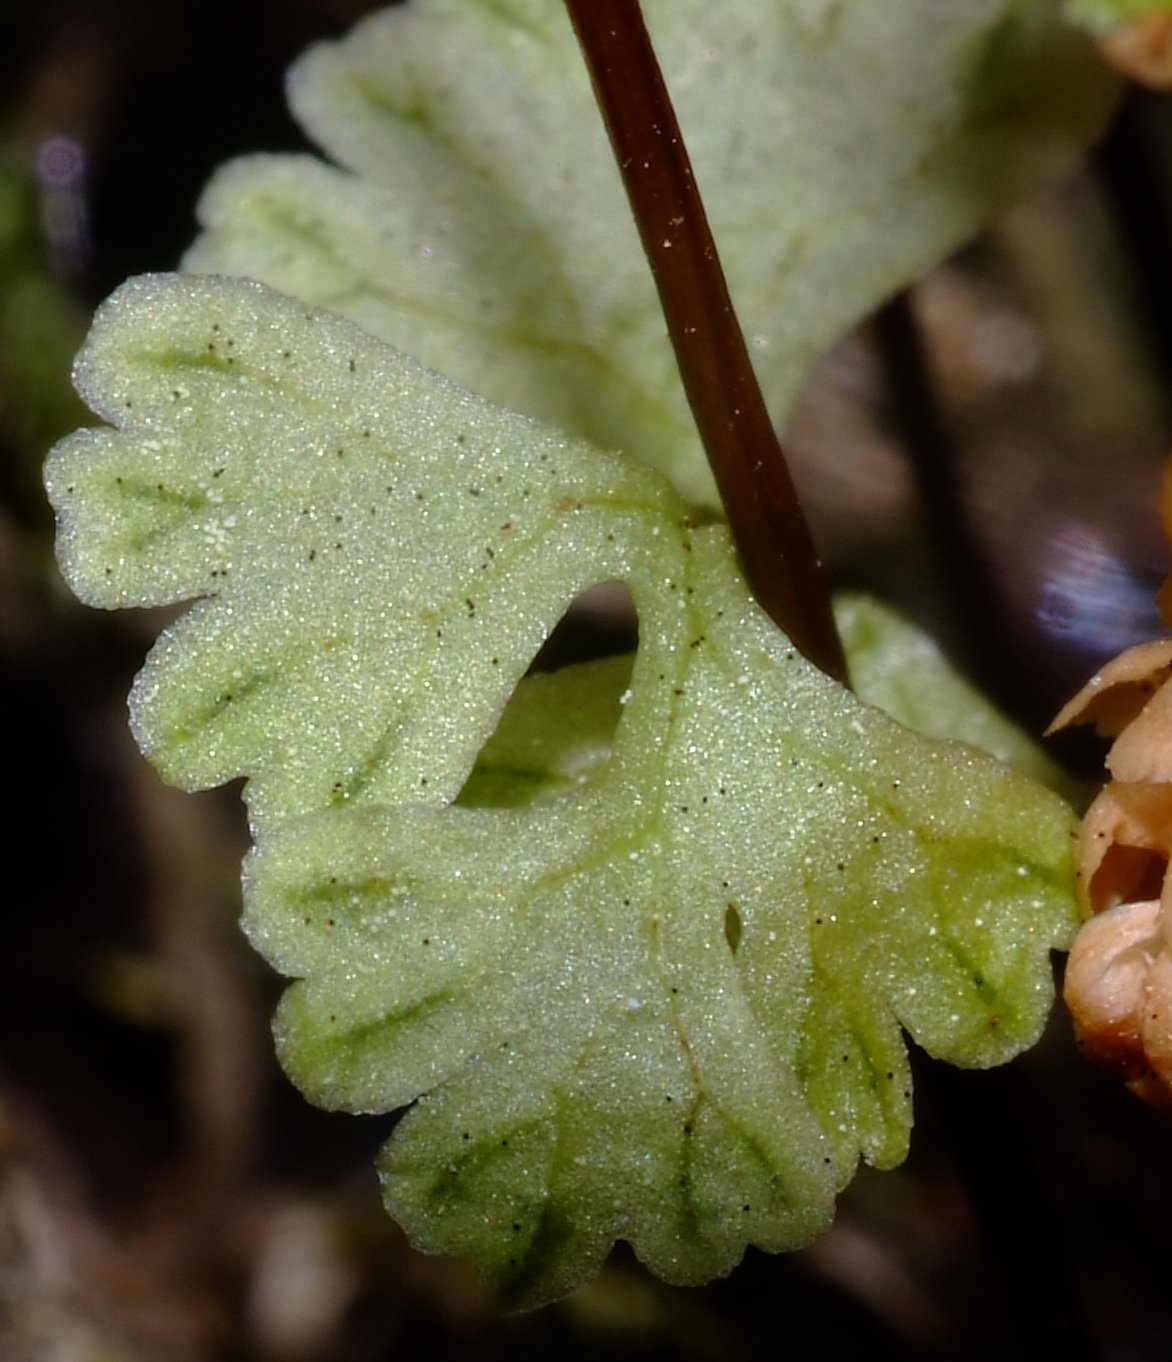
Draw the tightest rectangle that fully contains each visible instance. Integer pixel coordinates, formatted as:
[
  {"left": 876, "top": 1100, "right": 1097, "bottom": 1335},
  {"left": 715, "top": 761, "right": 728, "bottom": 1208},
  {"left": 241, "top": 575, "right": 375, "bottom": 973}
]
[
  {"left": 457, "top": 653, "right": 633, "bottom": 808},
  {"left": 45, "top": 273, "right": 676, "bottom": 826},
  {"left": 836, "top": 593, "right": 1077, "bottom": 793},
  {"left": 458, "top": 593, "right": 1080, "bottom": 817},
  {"left": 47, "top": 273, "right": 1078, "bottom": 1306},
  {"left": 248, "top": 531, "right": 1076, "bottom": 1308},
  {"left": 184, "top": 0, "right": 1116, "bottom": 506}
]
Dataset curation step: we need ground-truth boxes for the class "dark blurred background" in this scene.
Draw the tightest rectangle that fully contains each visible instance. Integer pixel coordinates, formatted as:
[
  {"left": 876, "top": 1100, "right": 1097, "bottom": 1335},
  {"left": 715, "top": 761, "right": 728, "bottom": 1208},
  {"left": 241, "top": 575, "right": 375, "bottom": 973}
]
[{"left": 4, "top": 3, "right": 1172, "bottom": 1359}]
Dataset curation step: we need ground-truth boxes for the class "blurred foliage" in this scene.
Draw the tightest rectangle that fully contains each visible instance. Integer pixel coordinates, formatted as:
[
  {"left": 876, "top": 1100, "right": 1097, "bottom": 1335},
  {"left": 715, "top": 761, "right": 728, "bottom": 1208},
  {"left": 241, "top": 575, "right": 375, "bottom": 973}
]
[
  {"left": 1069, "top": 0, "right": 1172, "bottom": 30},
  {"left": 0, "top": 145, "right": 88, "bottom": 529}
]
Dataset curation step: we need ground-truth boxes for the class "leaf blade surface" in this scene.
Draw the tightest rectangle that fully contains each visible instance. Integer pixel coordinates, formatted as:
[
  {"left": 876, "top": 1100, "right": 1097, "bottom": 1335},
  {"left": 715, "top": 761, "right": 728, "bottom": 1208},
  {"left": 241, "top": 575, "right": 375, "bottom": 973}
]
[{"left": 184, "top": 0, "right": 1116, "bottom": 505}]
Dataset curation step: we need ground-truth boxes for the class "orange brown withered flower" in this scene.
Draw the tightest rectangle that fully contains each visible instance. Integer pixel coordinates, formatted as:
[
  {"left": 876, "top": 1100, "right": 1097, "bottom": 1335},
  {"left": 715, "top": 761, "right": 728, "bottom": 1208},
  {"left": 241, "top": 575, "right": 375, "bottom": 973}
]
[{"left": 1051, "top": 465, "right": 1172, "bottom": 1106}]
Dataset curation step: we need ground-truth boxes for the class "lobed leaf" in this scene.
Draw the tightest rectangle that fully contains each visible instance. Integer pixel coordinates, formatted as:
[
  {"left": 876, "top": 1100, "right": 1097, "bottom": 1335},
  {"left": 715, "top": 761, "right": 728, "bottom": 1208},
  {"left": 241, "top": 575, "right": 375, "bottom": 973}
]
[
  {"left": 247, "top": 531, "right": 1077, "bottom": 1308},
  {"left": 47, "top": 272, "right": 1078, "bottom": 1306},
  {"left": 47, "top": 274, "right": 675, "bottom": 826},
  {"left": 184, "top": 0, "right": 1116, "bottom": 506}
]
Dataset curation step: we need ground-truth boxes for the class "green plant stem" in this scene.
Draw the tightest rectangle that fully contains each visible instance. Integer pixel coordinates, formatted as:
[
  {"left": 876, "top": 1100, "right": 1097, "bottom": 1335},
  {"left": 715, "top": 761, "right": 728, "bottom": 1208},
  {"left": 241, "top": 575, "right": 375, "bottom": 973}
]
[{"left": 564, "top": 0, "right": 847, "bottom": 684}]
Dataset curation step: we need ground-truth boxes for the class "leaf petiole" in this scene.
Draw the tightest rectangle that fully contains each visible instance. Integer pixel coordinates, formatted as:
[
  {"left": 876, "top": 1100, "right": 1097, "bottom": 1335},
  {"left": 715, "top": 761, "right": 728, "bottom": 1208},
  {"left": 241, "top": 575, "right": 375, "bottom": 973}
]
[{"left": 564, "top": 0, "right": 848, "bottom": 683}]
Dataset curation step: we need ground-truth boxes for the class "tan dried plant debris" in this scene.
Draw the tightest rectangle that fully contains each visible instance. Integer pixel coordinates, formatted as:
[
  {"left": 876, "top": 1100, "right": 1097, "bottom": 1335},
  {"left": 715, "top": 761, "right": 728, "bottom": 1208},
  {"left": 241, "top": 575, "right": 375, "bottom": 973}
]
[{"left": 1051, "top": 473, "right": 1172, "bottom": 1107}]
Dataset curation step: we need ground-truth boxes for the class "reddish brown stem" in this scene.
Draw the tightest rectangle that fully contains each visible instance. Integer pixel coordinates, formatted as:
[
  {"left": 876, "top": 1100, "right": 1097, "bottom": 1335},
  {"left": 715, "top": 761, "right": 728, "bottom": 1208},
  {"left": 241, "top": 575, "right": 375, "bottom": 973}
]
[{"left": 564, "top": 0, "right": 847, "bottom": 683}]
